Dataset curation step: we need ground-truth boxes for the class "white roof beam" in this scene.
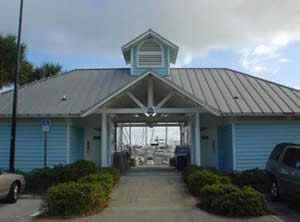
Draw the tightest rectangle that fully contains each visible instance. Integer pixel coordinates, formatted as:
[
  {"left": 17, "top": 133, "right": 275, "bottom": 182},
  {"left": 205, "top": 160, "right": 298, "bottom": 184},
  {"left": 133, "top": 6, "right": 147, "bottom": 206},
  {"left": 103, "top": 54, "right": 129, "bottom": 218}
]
[
  {"left": 156, "top": 92, "right": 175, "bottom": 109},
  {"left": 127, "top": 92, "right": 146, "bottom": 109}
]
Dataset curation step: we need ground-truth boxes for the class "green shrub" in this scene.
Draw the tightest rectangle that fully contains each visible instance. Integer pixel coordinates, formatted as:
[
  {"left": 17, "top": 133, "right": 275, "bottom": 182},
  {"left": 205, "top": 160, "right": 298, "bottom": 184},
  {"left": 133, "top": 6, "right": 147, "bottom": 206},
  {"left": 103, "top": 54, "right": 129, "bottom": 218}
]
[
  {"left": 182, "top": 165, "right": 201, "bottom": 183},
  {"left": 97, "top": 167, "right": 120, "bottom": 185},
  {"left": 186, "top": 170, "right": 230, "bottom": 196},
  {"left": 65, "top": 160, "right": 98, "bottom": 181},
  {"left": 230, "top": 169, "right": 271, "bottom": 193},
  {"left": 182, "top": 165, "right": 225, "bottom": 184},
  {"left": 200, "top": 183, "right": 240, "bottom": 209},
  {"left": 200, "top": 183, "right": 267, "bottom": 217},
  {"left": 20, "top": 160, "right": 98, "bottom": 194},
  {"left": 79, "top": 172, "right": 114, "bottom": 194},
  {"left": 47, "top": 182, "right": 109, "bottom": 217}
]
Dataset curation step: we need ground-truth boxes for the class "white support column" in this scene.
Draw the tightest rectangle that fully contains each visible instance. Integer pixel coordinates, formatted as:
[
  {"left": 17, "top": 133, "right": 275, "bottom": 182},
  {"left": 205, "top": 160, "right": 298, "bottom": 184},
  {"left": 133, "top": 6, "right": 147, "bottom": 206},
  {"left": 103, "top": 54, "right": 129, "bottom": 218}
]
[
  {"left": 101, "top": 113, "right": 108, "bottom": 167},
  {"left": 118, "top": 124, "right": 123, "bottom": 151},
  {"left": 145, "top": 127, "right": 148, "bottom": 146},
  {"left": 165, "top": 123, "right": 168, "bottom": 146},
  {"left": 148, "top": 77, "right": 153, "bottom": 108},
  {"left": 129, "top": 124, "right": 132, "bottom": 147},
  {"left": 179, "top": 126, "right": 183, "bottom": 145},
  {"left": 194, "top": 113, "right": 201, "bottom": 166}
]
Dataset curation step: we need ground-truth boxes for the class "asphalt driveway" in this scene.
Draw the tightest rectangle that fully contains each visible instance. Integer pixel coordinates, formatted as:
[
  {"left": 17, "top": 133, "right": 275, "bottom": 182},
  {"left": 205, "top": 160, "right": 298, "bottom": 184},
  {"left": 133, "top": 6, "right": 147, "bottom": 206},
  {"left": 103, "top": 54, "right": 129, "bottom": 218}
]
[{"left": 0, "top": 195, "right": 42, "bottom": 222}]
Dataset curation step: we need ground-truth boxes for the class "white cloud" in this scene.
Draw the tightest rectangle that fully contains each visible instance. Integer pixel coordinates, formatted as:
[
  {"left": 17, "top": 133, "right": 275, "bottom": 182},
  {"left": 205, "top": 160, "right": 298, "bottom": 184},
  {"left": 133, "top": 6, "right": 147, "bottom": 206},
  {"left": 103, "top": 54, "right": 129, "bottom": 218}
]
[
  {"left": 279, "top": 58, "right": 289, "bottom": 63},
  {"left": 253, "top": 45, "right": 274, "bottom": 56},
  {"left": 1, "top": 0, "right": 300, "bottom": 68},
  {"left": 239, "top": 31, "right": 295, "bottom": 76}
]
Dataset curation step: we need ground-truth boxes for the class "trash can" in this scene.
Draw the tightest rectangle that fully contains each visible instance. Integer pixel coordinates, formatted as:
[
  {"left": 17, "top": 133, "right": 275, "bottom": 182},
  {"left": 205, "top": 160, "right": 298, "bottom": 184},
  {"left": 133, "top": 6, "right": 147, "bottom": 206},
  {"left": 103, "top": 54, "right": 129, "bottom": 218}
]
[{"left": 175, "top": 145, "right": 188, "bottom": 171}]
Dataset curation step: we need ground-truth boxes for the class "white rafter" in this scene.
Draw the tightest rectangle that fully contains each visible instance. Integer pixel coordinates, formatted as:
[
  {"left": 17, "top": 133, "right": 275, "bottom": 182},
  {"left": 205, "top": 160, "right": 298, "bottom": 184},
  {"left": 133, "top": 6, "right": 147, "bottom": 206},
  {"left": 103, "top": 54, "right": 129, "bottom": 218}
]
[
  {"left": 156, "top": 92, "right": 175, "bottom": 109},
  {"left": 148, "top": 77, "right": 153, "bottom": 107},
  {"left": 127, "top": 92, "right": 146, "bottom": 109}
]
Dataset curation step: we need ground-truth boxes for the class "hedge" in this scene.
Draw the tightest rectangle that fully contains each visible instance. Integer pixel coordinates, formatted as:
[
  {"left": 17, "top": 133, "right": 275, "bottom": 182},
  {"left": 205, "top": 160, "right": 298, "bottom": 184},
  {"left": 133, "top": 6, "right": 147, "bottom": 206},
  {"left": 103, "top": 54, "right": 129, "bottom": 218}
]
[
  {"left": 182, "top": 166, "right": 269, "bottom": 217},
  {"left": 20, "top": 160, "right": 98, "bottom": 194},
  {"left": 47, "top": 182, "right": 109, "bottom": 217},
  {"left": 45, "top": 167, "right": 120, "bottom": 217},
  {"left": 184, "top": 166, "right": 231, "bottom": 196},
  {"left": 78, "top": 172, "right": 114, "bottom": 194},
  {"left": 200, "top": 184, "right": 267, "bottom": 217},
  {"left": 97, "top": 167, "right": 120, "bottom": 185},
  {"left": 230, "top": 169, "right": 272, "bottom": 193}
]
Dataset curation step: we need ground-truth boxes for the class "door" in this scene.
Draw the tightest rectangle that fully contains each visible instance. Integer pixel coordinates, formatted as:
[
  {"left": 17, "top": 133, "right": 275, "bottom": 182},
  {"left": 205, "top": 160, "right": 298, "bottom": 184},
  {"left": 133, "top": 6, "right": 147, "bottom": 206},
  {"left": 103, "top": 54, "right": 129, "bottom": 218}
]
[
  {"left": 201, "top": 129, "right": 218, "bottom": 168},
  {"left": 84, "top": 128, "right": 100, "bottom": 165}
]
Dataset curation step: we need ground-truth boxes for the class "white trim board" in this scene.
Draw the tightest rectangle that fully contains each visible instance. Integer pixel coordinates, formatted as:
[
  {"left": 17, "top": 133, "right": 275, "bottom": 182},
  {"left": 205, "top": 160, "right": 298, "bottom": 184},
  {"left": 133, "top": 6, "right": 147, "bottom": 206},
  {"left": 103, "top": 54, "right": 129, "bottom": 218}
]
[{"left": 81, "top": 72, "right": 220, "bottom": 117}]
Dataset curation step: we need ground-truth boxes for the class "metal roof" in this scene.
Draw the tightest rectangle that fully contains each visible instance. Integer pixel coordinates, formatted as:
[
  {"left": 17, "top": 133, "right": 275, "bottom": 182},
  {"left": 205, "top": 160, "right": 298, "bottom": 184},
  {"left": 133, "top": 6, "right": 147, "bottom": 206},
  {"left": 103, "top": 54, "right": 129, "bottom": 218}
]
[{"left": 0, "top": 68, "right": 299, "bottom": 117}]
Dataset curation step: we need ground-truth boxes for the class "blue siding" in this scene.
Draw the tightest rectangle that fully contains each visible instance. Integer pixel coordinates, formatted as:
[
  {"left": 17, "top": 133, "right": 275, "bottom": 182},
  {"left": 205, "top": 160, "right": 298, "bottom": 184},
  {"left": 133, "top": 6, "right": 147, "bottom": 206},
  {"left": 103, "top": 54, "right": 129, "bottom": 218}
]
[
  {"left": 131, "top": 45, "right": 170, "bottom": 76},
  {"left": 218, "top": 124, "right": 233, "bottom": 172},
  {"left": 69, "top": 127, "right": 84, "bottom": 163},
  {"left": 0, "top": 120, "right": 66, "bottom": 171},
  {"left": 234, "top": 120, "right": 300, "bottom": 171}
]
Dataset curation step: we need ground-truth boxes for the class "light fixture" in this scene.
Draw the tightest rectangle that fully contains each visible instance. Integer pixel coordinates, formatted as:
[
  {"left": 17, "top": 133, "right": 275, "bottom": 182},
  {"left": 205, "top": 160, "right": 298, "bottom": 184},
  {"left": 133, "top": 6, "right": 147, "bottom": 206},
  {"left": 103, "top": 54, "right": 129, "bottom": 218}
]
[{"left": 145, "top": 107, "right": 156, "bottom": 117}]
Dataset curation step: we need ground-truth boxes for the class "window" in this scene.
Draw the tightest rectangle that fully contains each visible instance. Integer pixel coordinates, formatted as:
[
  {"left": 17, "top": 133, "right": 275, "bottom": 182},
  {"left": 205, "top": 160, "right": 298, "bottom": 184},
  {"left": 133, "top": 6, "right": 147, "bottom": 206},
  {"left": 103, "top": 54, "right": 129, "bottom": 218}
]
[
  {"left": 282, "top": 147, "right": 300, "bottom": 169},
  {"left": 270, "top": 144, "right": 285, "bottom": 160},
  {"left": 137, "top": 39, "right": 163, "bottom": 67}
]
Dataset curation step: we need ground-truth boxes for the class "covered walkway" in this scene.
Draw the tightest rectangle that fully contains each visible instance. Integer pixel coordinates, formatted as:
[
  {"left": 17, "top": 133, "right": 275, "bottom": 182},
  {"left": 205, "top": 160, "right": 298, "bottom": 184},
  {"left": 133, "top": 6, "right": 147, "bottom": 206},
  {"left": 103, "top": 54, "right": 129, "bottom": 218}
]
[{"left": 52, "top": 165, "right": 283, "bottom": 222}]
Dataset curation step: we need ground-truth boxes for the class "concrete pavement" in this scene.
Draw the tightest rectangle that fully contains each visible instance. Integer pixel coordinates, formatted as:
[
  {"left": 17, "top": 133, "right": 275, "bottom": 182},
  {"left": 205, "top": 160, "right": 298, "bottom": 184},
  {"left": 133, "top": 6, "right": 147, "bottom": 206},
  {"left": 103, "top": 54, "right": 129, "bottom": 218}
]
[
  {"left": 0, "top": 196, "right": 42, "bottom": 222},
  {"left": 39, "top": 165, "right": 284, "bottom": 222}
]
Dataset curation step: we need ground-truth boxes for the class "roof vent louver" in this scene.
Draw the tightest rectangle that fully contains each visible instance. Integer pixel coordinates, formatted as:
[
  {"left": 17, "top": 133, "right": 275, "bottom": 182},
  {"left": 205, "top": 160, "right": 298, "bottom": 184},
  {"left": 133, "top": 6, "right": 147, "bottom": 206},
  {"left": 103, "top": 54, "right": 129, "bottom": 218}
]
[{"left": 137, "top": 39, "right": 163, "bottom": 67}]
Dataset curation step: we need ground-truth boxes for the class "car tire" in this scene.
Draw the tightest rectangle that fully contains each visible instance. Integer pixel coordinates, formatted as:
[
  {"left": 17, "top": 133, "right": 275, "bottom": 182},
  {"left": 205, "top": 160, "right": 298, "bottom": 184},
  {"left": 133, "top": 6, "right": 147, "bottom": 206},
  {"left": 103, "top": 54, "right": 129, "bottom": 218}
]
[
  {"left": 6, "top": 182, "right": 20, "bottom": 203},
  {"left": 270, "top": 180, "right": 280, "bottom": 201}
]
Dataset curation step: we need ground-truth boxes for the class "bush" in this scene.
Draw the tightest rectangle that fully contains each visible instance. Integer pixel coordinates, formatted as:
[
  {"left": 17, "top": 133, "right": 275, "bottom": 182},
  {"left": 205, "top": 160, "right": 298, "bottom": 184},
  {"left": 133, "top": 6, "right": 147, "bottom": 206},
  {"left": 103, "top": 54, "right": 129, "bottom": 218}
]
[
  {"left": 200, "top": 183, "right": 240, "bottom": 209},
  {"left": 79, "top": 172, "right": 114, "bottom": 194},
  {"left": 65, "top": 160, "right": 98, "bottom": 181},
  {"left": 20, "top": 160, "right": 98, "bottom": 194},
  {"left": 230, "top": 169, "right": 271, "bottom": 193},
  {"left": 186, "top": 170, "right": 230, "bottom": 196},
  {"left": 182, "top": 165, "right": 225, "bottom": 184},
  {"left": 47, "top": 182, "right": 109, "bottom": 217},
  {"left": 182, "top": 165, "right": 201, "bottom": 183},
  {"left": 97, "top": 167, "right": 120, "bottom": 185},
  {"left": 200, "top": 183, "right": 267, "bottom": 217}
]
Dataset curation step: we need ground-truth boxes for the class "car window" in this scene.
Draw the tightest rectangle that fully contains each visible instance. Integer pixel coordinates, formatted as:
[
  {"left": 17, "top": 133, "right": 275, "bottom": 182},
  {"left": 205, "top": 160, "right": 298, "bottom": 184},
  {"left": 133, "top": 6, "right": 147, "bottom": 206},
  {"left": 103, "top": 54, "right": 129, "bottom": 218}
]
[
  {"left": 270, "top": 144, "right": 285, "bottom": 160},
  {"left": 282, "top": 148, "right": 300, "bottom": 169}
]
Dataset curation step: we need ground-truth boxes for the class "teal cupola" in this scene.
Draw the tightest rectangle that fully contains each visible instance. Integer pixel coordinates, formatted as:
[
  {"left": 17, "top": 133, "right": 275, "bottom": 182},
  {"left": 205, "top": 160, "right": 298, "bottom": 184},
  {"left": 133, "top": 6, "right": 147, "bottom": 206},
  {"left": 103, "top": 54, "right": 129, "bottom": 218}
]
[{"left": 122, "top": 29, "right": 179, "bottom": 76}]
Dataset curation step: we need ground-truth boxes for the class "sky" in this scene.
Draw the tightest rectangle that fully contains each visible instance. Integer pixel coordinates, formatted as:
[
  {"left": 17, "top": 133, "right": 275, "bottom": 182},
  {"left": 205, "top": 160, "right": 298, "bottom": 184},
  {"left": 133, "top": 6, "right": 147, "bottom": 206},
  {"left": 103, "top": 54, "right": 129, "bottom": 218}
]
[
  {"left": 1, "top": 0, "right": 300, "bottom": 89},
  {"left": 1, "top": 0, "right": 300, "bottom": 144}
]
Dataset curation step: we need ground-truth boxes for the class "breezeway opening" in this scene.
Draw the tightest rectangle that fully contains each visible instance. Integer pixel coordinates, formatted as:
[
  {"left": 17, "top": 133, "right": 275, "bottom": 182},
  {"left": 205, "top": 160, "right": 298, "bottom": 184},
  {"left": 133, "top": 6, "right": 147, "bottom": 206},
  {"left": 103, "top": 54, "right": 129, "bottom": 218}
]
[{"left": 115, "top": 123, "right": 182, "bottom": 167}]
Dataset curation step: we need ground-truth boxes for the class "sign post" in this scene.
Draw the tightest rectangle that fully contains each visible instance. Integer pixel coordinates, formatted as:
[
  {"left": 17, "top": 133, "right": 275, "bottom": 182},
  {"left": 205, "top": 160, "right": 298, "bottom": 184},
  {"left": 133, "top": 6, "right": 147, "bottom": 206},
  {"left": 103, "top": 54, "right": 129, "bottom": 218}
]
[{"left": 41, "top": 119, "right": 51, "bottom": 168}]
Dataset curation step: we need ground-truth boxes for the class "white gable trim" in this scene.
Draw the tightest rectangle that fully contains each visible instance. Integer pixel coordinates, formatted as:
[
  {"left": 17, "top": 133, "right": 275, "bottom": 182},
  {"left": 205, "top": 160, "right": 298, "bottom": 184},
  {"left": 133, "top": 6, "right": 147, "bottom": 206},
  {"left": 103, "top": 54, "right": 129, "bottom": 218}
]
[
  {"left": 81, "top": 71, "right": 220, "bottom": 117},
  {"left": 122, "top": 29, "right": 179, "bottom": 64}
]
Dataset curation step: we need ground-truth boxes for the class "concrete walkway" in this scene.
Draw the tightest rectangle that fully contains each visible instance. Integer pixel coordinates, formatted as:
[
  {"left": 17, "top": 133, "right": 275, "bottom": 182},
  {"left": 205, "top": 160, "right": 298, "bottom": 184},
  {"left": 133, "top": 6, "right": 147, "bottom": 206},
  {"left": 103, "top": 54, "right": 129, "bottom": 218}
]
[{"left": 39, "top": 165, "right": 283, "bottom": 222}]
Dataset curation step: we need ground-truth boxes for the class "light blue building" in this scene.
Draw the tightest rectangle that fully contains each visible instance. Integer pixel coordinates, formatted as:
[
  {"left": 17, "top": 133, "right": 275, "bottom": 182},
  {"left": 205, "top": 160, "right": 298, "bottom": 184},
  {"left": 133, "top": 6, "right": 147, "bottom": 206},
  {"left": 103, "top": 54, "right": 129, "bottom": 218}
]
[{"left": 1, "top": 29, "right": 300, "bottom": 171}]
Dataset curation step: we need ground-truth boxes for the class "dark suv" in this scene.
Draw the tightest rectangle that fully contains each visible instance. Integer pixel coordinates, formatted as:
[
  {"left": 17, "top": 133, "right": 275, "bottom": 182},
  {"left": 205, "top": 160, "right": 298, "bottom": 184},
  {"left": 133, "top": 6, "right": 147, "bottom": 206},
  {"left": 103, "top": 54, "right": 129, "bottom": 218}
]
[{"left": 266, "top": 143, "right": 300, "bottom": 201}]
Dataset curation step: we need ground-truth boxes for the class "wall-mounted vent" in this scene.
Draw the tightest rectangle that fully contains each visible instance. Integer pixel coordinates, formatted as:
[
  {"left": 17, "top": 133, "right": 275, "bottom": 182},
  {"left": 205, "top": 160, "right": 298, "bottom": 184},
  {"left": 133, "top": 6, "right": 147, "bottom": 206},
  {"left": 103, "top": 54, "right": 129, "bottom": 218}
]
[{"left": 137, "top": 39, "right": 163, "bottom": 67}]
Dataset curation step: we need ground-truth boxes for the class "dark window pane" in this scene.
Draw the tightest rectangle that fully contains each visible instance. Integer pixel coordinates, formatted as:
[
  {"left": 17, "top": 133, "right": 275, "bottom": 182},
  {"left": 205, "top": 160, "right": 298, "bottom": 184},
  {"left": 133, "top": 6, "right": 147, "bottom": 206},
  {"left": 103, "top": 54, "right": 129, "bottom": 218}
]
[
  {"left": 283, "top": 148, "right": 300, "bottom": 168},
  {"left": 270, "top": 145, "right": 284, "bottom": 160}
]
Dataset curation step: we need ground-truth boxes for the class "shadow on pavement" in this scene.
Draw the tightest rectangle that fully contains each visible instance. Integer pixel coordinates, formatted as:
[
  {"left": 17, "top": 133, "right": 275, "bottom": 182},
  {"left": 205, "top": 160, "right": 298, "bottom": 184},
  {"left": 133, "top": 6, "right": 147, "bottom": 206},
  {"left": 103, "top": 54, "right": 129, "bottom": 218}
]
[{"left": 267, "top": 198, "right": 300, "bottom": 222}]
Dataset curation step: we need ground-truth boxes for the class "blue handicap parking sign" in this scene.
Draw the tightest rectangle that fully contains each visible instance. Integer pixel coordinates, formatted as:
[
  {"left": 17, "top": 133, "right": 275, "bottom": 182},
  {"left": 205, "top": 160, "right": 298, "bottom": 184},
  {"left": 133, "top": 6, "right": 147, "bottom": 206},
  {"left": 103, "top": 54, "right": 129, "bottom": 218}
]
[{"left": 41, "top": 119, "right": 51, "bottom": 132}]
